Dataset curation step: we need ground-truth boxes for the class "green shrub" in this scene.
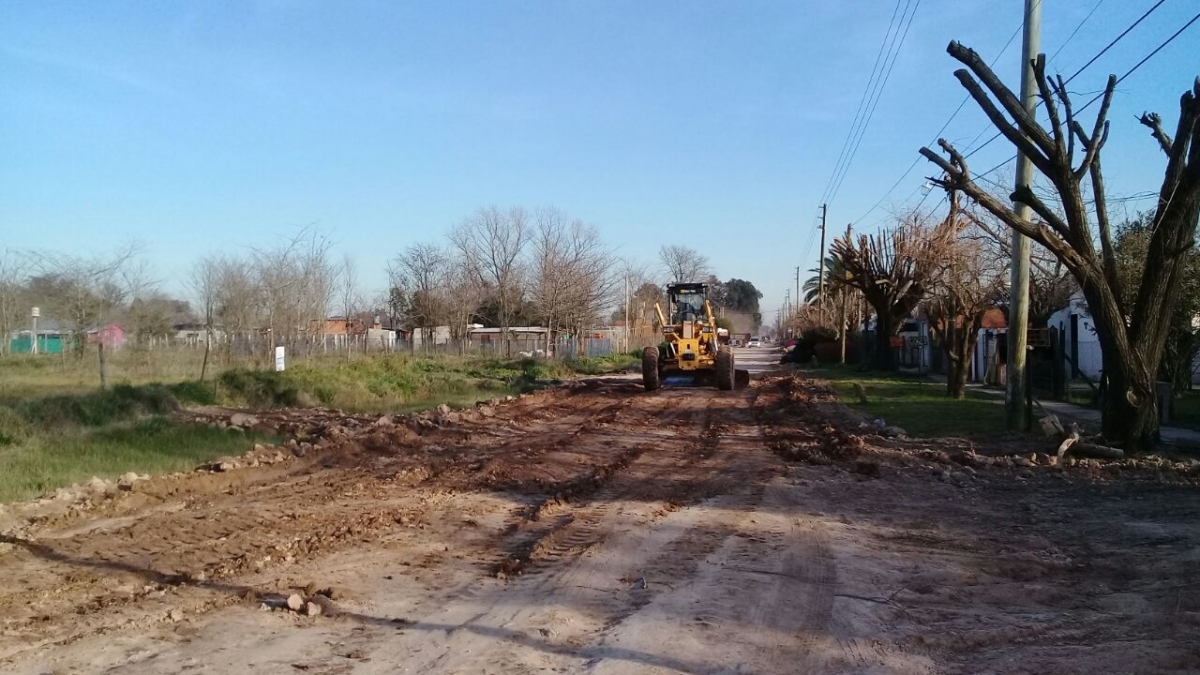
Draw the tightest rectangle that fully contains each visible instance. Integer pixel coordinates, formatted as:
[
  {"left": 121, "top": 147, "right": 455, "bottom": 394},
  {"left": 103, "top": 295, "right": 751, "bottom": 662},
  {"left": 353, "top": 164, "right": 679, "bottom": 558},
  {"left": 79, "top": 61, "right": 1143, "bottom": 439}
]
[
  {"left": 217, "top": 370, "right": 300, "bottom": 408},
  {"left": 20, "top": 384, "right": 181, "bottom": 428},
  {"left": 0, "top": 407, "right": 32, "bottom": 446}
]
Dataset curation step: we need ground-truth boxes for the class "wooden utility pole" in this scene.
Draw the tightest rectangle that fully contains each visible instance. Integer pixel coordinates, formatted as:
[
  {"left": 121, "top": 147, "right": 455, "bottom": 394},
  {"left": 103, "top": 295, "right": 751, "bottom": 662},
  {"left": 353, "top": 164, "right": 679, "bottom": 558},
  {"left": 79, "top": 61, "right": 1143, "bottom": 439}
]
[
  {"left": 1007, "top": 0, "right": 1041, "bottom": 431},
  {"left": 818, "top": 203, "right": 828, "bottom": 314}
]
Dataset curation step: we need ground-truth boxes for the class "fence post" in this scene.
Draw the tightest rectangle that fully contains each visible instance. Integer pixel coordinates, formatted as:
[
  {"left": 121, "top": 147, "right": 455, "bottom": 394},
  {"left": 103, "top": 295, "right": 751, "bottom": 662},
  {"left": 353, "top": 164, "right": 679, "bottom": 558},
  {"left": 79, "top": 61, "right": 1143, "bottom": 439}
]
[{"left": 1051, "top": 326, "right": 1066, "bottom": 401}]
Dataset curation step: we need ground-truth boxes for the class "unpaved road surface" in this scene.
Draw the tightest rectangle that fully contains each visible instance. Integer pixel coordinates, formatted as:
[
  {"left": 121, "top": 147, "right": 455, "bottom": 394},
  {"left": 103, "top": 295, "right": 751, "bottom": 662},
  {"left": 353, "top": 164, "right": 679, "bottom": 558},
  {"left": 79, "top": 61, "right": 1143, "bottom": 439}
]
[{"left": 2, "top": 350, "right": 1199, "bottom": 674}]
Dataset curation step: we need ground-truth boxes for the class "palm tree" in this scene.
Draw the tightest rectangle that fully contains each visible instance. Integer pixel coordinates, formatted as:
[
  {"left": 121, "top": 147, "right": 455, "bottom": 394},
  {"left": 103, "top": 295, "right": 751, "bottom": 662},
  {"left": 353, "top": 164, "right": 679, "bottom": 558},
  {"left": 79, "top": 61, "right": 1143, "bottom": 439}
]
[{"left": 802, "top": 256, "right": 848, "bottom": 304}]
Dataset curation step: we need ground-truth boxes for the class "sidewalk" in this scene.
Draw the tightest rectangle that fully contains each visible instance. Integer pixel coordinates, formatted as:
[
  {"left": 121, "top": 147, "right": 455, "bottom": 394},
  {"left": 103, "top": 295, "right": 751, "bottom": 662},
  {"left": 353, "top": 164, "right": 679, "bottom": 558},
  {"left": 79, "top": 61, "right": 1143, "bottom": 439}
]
[{"left": 934, "top": 376, "right": 1200, "bottom": 447}]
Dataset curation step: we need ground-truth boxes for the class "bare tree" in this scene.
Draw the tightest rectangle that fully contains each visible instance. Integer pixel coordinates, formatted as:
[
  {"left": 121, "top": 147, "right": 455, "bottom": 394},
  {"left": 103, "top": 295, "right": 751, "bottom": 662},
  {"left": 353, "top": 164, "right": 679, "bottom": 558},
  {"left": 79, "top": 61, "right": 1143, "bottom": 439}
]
[
  {"left": 252, "top": 227, "right": 335, "bottom": 364},
  {"left": 658, "top": 245, "right": 711, "bottom": 284},
  {"left": 452, "top": 206, "right": 531, "bottom": 357},
  {"left": 34, "top": 244, "right": 141, "bottom": 388},
  {"left": 923, "top": 193, "right": 1007, "bottom": 398},
  {"left": 530, "top": 208, "right": 616, "bottom": 354},
  {"left": 0, "top": 250, "right": 30, "bottom": 355},
  {"left": 392, "top": 242, "right": 450, "bottom": 350},
  {"left": 338, "top": 253, "right": 361, "bottom": 357},
  {"left": 921, "top": 43, "right": 1200, "bottom": 448},
  {"left": 189, "top": 255, "right": 223, "bottom": 380},
  {"left": 968, "top": 209, "right": 1075, "bottom": 326},
  {"left": 214, "top": 255, "right": 260, "bottom": 364},
  {"left": 443, "top": 252, "right": 482, "bottom": 354}
]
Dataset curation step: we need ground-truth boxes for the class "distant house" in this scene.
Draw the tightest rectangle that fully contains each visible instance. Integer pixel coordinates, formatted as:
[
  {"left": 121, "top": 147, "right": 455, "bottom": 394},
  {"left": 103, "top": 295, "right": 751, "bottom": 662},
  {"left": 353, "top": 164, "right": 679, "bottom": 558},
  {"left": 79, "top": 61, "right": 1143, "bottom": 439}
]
[
  {"left": 173, "top": 323, "right": 226, "bottom": 346},
  {"left": 412, "top": 325, "right": 474, "bottom": 348},
  {"left": 9, "top": 330, "right": 64, "bottom": 355},
  {"left": 321, "top": 316, "right": 368, "bottom": 336},
  {"left": 320, "top": 315, "right": 399, "bottom": 350},
  {"left": 468, "top": 326, "right": 549, "bottom": 354},
  {"left": 87, "top": 324, "right": 126, "bottom": 350}
]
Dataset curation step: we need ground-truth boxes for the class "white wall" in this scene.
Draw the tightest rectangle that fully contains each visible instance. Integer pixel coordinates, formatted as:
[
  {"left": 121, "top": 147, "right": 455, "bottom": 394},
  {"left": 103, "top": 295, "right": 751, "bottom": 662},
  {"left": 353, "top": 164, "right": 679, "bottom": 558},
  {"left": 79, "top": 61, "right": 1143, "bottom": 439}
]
[{"left": 1048, "top": 293, "right": 1102, "bottom": 380}]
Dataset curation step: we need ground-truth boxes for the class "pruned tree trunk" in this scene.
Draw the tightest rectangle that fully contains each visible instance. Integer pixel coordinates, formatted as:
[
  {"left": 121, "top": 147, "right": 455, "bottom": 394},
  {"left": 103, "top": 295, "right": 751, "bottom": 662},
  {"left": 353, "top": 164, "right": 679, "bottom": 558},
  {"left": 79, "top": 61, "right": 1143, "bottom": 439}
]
[
  {"left": 873, "top": 313, "right": 900, "bottom": 370},
  {"left": 941, "top": 324, "right": 980, "bottom": 400}
]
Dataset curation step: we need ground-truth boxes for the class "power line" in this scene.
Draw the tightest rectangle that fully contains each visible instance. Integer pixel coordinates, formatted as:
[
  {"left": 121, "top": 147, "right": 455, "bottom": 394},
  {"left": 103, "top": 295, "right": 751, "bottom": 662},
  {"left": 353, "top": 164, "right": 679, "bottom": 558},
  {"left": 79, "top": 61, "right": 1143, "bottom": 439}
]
[
  {"left": 969, "top": 6, "right": 1200, "bottom": 178},
  {"left": 825, "top": 0, "right": 921, "bottom": 207},
  {"left": 963, "top": 0, "right": 1175, "bottom": 162},
  {"left": 1062, "top": 0, "right": 1164, "bottom": 85},
  {"left": 1049, "top": 0, "right": 1106, "bottom": 63},
  {"left": 1081, "top": 8, "right": 1200, "bottom": 109},
  {"left": 855, "top": 0, "right": 1106, "bottom": 232},
  {"left": 851, "top": 20, "right": 1024, "bottom": 225},
  {"left": 817, "top": 0, "right": 908, "bottom": 206}
]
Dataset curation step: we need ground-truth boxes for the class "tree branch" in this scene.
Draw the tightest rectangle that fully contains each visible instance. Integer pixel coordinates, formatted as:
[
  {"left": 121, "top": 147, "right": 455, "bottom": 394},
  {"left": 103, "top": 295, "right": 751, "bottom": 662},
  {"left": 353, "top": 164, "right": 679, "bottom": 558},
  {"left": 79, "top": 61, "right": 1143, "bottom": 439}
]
[
  {"left": 1073, "top": 75, "right": 1116, "bottom": 180},
  {"left": 947, "top": 42, "right": 1057, "bottom": 157},
  {"left": 1011, "top": 184, "right": 1072, "bottom": 240},
  {"left": 1033, "top": 55, "right": 1066, "bottom": 162},
  {"left": 920, "top": 142, "right": 1088, "bottom": 277},
  {"left": 1138, "top": 112, "right": 1174, "bottom": 155},
  {"left": 1090, "top": 155, "right": 1124, "bottom": 317},
  {"left": 1052, "top": 75, "right": 1076, "bottom": 165},
  {"left": 951, "top": 69, "right": 1054, "bottom": 176}
]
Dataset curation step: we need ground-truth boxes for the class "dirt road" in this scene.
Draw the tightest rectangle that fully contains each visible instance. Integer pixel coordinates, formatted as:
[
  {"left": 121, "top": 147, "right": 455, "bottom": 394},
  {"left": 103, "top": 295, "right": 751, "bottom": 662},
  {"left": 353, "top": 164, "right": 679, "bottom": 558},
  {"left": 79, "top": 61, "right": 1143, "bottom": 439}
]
[{"left": 2, "top": 349, "right": 1198, "bottom": 674}]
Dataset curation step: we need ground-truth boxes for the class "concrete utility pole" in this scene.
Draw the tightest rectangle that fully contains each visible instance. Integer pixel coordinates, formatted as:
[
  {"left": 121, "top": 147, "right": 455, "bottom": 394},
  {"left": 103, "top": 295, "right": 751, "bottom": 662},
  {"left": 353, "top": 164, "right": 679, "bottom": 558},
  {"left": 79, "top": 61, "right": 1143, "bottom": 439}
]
[
  {"left": 623, "top": 275, "right": 629, "bottom": 353},
  {"left": 795, "top": 266, "right": 801, "bottom": 309},
  {"left": 1007, "top": 0, "right": 1041, "bottom": 431},
  {"left": 818, "top": 203, "right": 828, "bottom": 314},
  {"left": 784, "top": 289, "right": 791, "bottom": 336},
  {"left": 840, "top": 224, "right": 851, "bottom": 364}
]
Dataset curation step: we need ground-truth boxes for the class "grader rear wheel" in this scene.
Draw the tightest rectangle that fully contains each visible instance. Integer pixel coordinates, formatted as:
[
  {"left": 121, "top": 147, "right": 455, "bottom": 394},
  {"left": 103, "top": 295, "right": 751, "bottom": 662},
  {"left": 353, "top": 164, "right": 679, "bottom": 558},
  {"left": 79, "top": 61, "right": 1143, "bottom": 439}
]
[{"left": 642, "top": 346, "right": 661, "bottom": 391}]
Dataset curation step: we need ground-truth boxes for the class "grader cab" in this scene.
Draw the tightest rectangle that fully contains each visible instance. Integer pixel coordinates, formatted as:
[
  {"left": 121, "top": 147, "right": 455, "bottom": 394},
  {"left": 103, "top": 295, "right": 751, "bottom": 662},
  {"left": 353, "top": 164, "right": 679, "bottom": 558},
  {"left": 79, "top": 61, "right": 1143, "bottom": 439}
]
[{"left": 641, "top": 282, "right": 736, "bottom": 391}]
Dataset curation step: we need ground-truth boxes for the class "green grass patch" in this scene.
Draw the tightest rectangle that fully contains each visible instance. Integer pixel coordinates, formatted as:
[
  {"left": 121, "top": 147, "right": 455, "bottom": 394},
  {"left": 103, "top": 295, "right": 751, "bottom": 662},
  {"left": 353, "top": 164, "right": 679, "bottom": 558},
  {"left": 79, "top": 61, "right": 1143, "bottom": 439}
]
[
  {"left": 562, "top": 353, "right": 640, "bottom": 376},
  {"left": 208, "top": 353, "right": 638, "bottom": 413},
  {"left": 0, "top": 381, "right": 267, "bottom": 503},
  {"left": 807, "top": 364, "right": 1008, "bottom": 438},
  {"left": 212, "top": 355, "right": 569, "bottom": 413},
  {"left": 0, "top": 417, "right": 274, "bottom": 503}
]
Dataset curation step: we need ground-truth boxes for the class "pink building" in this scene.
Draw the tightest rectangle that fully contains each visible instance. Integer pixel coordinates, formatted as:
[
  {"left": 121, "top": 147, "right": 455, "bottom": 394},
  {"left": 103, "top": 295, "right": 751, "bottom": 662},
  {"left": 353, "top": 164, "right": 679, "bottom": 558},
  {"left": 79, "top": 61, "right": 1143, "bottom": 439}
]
[{"left": 88, "top": 324, "right": 126, "bottom": 350}]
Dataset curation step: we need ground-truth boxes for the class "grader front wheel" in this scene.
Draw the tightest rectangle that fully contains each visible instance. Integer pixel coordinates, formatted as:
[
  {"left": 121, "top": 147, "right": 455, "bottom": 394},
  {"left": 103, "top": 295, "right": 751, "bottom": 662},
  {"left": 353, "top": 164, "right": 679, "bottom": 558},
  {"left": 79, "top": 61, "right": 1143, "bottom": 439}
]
[
  {"left": 642, "top": 346, "right": 661, "bottom": 391},
  {"left": 716, "top": 348, "right": 735, "bottom": 391}
]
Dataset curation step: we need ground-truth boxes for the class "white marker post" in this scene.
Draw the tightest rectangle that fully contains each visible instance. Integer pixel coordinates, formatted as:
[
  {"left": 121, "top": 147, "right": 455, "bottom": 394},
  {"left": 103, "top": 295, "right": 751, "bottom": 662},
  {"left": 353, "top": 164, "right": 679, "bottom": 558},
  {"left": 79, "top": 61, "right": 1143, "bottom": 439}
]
[
  {"left": 274, "top": 346, "right": 286, "bottom": 372},
  {"left": 31, "top": 307, "right": 40, "bottom": 355}
]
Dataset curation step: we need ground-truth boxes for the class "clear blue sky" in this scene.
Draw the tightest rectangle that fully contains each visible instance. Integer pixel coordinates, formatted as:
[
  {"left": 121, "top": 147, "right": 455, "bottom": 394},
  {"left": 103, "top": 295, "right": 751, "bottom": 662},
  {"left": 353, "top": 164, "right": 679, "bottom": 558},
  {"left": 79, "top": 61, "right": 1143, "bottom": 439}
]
[{"left": 2, "top": 1, "right": 1197, "bottom": 319}]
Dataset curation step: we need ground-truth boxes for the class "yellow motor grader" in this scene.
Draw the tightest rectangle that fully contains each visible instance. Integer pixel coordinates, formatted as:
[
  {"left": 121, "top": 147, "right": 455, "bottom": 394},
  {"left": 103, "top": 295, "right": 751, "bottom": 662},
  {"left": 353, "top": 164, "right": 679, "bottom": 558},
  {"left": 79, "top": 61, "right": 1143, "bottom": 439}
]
[{"left": 642, "top": 282, "right": 735, "bottom": 391}]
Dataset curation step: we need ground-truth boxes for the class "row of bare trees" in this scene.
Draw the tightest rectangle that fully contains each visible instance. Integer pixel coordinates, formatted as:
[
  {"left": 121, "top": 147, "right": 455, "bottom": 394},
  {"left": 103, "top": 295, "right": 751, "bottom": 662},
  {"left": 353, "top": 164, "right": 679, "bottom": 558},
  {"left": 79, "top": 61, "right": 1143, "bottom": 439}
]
[
  {"left": 389, "top": 206, "right": 618, "bottom": 356},
  {"left": 187, "top": 227, "right": 345, "bottom": 377}
]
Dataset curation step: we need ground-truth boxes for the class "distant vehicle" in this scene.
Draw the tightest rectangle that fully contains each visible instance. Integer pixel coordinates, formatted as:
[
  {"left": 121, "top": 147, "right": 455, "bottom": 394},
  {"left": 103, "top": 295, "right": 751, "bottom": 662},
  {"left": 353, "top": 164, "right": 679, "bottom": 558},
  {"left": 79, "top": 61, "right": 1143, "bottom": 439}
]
[{"left": 747, "top": 337, "right": 761, "bottom": 348}]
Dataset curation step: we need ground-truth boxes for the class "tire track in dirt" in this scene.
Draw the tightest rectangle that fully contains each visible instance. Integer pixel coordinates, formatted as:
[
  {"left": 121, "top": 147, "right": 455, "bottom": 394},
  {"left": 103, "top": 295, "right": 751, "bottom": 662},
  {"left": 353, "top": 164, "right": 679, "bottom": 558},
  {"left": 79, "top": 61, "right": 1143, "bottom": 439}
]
[
  {"left": 354, "top": 385, "right": 782, "bottom": 675},
  {"left": 0, "top": 382, "right": 650, "bottom": 665}
]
